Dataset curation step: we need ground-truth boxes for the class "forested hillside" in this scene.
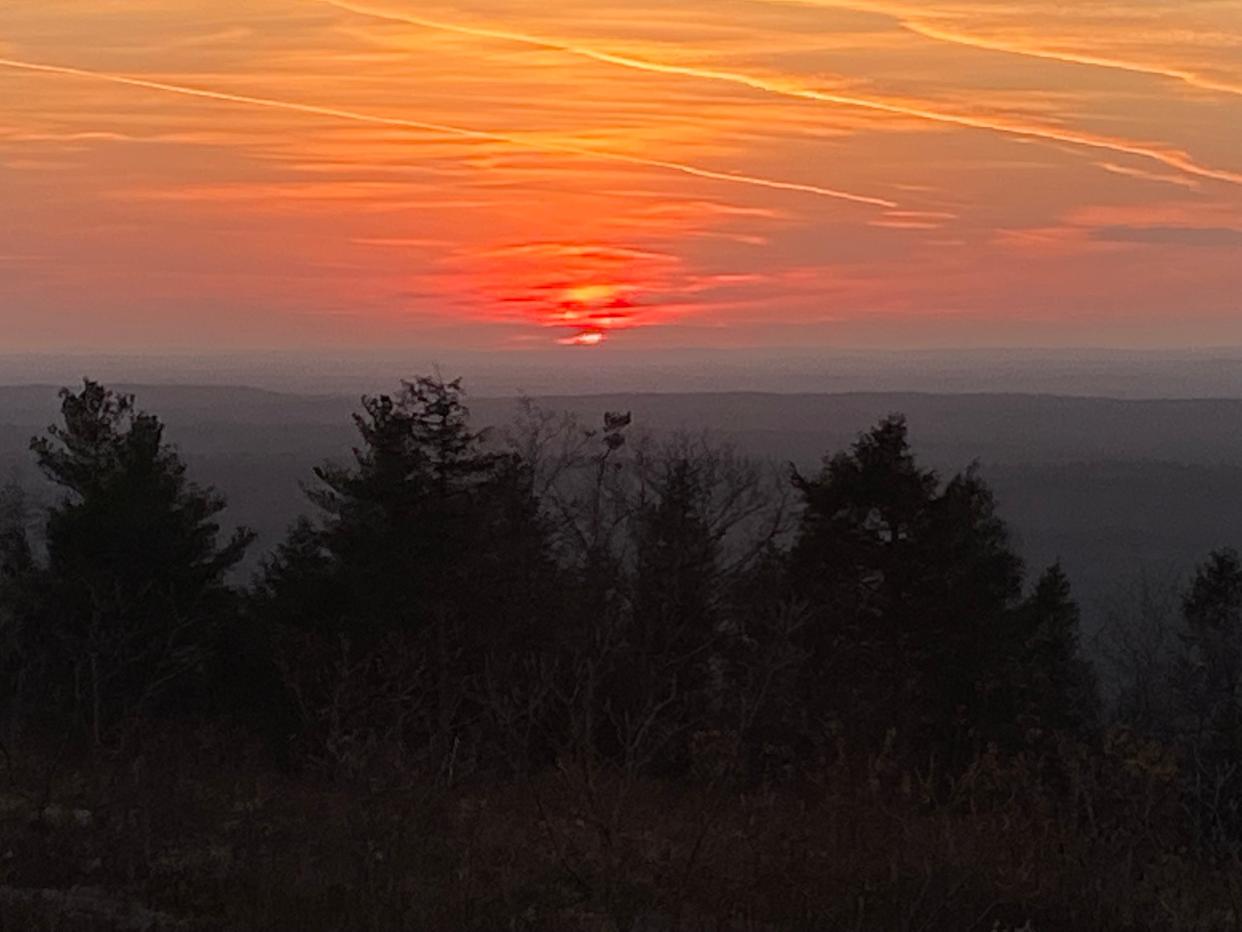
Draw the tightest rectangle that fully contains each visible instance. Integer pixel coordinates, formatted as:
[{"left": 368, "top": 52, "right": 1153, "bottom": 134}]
[{"left": 2, "top": 378, "right": 1242, "bottom": 929}]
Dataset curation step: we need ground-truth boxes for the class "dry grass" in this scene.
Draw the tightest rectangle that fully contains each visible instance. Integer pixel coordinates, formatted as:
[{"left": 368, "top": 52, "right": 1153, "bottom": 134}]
[{"left": 0, "top": 725, "right": 1237, "bottom": 931}]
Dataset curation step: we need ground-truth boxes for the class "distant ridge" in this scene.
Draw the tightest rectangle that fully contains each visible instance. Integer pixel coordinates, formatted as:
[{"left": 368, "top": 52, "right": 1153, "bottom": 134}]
[
  {"left": 6, "top": 347, "right": 1242, "bottom": 398},
  {"left": 5, "top": 384, "right": 1242, "bottom": 463}
]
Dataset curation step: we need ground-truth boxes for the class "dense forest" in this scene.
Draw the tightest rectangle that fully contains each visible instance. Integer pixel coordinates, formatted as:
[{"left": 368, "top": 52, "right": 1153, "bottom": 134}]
[{"left": 1, "top": 377, "right": 1241, "bottom": 930}]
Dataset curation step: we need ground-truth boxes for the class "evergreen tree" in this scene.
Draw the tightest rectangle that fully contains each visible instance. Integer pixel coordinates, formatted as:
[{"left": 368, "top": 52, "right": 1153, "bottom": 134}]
[
  {"left": 22, "top": 380, "right": 253, "bottom": 739},
  {"left": 1170, "top": 548, "right": 1242, "bottom": 845},
  {"left": 632, "top": 457, "right": 721, "bottom": 660},
  {"left": 261, "top": 376, "right": 552, "bottom": 642},
  {"left": 0, "top": 483, "right": 36, "bottom": 728},
  {"left": 256, "top": 377, "right": 557, "bottom": 768},
  {"left": 1180, "top": 548, "right": 1242, "bottom": 755},
  {"left": 1010, "top": 563, "right": 1099, "bottom": 742},
  {"left": 788, "top": 415, "right": 1025, "bottom": 764},
  {"left": 0, "top": 482, "right": 33, "bottom": 589},
  {"left": 613, "top": 455, "right": 724, "bottom": 771}
]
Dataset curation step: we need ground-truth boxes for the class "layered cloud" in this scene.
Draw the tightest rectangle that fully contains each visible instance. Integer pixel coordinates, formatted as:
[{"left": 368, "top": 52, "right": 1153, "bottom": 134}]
[
  {"left": 1, "top": 0, "right": 1239, "bottom": 348},
  {"left": 1091, "top": 226, "right": 1242, "bottom": 248}
]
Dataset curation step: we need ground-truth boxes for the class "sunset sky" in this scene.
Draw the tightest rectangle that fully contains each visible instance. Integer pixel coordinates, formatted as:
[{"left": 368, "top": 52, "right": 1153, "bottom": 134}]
[{"left": 2, "top": 0, "right": 1241, "bottom": 351}]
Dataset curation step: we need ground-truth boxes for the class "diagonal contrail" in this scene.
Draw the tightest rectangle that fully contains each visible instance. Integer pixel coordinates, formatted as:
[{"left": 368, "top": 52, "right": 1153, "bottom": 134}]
[
  {"left": 902, "top": 20, "right": 1242, "bottom": 100},
  {"left": 0, "top": 56, "right": 896, "bottom": 208},
  {"left": 320, "top": 0, "right": 1242, "bottom": 188},
  {"left": 779, "top": 0, "right": 1242, "bottom": 100}
]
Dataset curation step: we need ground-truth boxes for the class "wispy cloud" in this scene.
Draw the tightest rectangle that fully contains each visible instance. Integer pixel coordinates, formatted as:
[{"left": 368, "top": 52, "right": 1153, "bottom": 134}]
[
  {"left": 1, "top": 129, "right": 137, "bottom": 143},
  {"left": 1091, "top": 225, "right": 1242, "bottom": 248},
  {"left": 898, "top": 17, "right": 1242, "bottom": 100},
  {"left": 0, "top": 56, "right": 896, "bottom": 208},
  {"left": 1095, "top": 161, "right": 1202, "bottom": 191},
  {"left": 323, "top": 0, "right": 1242, "bottom": 189},
  {"left": 785, "top": 0, "right": 1242, "bottom": 98},
  {"left": 5, "top": 0, "right": 1241, "bottom": 349},
  {"left": 351, "top": 236, "right": 450, "bottom": 248}
]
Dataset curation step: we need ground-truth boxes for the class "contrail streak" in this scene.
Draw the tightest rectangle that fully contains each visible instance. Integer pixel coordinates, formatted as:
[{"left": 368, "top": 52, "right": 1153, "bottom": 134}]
[
  {"left": 0, "top": 56, "right": 896, "bottom": 208},
  {"left": 784, "top": 0, "right": 1242, "bottom": 100},
  {"left": 902, "top": 21, "right": 1242, "bottom": 100},
  {"left": 321, "top": 0, "right": 1242, "bottom": 188}
]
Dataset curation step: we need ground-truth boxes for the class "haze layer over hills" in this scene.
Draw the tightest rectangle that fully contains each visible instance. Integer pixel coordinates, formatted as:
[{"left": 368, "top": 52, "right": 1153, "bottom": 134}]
[{"left": 7, "top": 348, "right": 1242, "bottom": 397}]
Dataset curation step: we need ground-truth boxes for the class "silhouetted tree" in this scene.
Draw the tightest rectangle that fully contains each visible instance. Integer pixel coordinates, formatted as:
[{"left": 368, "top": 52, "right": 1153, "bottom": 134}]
[
  {"left": 17, "top": 380, "right": 253, "bottom": 743},
  {"left": 597, "top": 454, "right": 724, "bottom": 773},
  {"left": 1178, "top": 550, "right": 1242, "bottom": 755},
  {"left": 262, "top": 377, "right": 550, "bottom": 637},
  {"left": 1010, "top": 563, "right": 1099, "bottom": 742},
  {"left": 257, "top": 376, "right": 557, "bottom": 772},
  {"left": 633, "top": 457, "right": 720, "bottom": 655},
  {"left": 1167, "top": 548, "right": 1242, "bottom": 846},
  {"left": 1181, "top": 549, "right": 1242, "bottom": 737},
  {"left": 0, "top": 482, "right": 33, "bottom": 589},
  {"left": 0, "top": 483, "right": 36, "bottom": 736},
  {"left": 722, "top": 543, "right": 809, "bottom": 781},
  {"left": 789, "top": 415, "right": 1026, "bottom": 767},
  {"left": 1097, "top": 569, "right": 1184, "bottom": 736}
]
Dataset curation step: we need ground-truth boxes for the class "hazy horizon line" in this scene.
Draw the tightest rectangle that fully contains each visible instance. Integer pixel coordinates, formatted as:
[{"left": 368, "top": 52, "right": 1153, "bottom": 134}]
[{"left": 8, "top": 345, "right": 1242, "bottom": 359}]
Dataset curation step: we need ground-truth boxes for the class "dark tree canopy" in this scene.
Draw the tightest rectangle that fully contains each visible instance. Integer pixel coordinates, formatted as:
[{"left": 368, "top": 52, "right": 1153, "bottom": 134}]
[
  {"left": 14, "top": 380, "right": 253, "bottom": 737},
  {"left": 604, "top": 453, "right": 727, "bottom": 772},
  {"left": 632, "top": 456, "right": 721, "bottom": 654},
  {"left": 1180, "top": 549, "right": 1242, "bottom": 749},
  {"left": 0, "top": 379, "right": 1106, "bottom": 791},
  {"left": 260, "top": 376, "right": 554, "bottom": 644},
  {"left": 787, "top": 415, "right": 1089, "bottom": 762},
  {"left": 790, "top": 416, "right": 1021, "bottom": 631},
  {"left": 33, "top": 381, "right": 253, "bottom": 601},
  {"left": 1010, "top": 563, "right": 1100, "bottom": 740},
  {"left": 1184, "top": 548, "right": 1242, "bottom": 638}
]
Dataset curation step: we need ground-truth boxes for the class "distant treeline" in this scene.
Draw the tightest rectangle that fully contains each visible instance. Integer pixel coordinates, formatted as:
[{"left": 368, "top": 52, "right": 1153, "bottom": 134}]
[{"left": 2, "top": 377, "right": 1241, "bottom": 927}]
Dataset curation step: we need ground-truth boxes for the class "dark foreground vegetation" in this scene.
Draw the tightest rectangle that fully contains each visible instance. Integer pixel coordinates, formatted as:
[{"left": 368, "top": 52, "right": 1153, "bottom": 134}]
[{"left": 1, "top": 377, "right": 1241, "bottom": 929}]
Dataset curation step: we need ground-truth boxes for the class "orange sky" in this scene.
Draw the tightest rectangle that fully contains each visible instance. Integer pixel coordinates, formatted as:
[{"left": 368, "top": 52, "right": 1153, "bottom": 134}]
[{"left": 2, "top": 0, "right": 1241, "bottom": 350}]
